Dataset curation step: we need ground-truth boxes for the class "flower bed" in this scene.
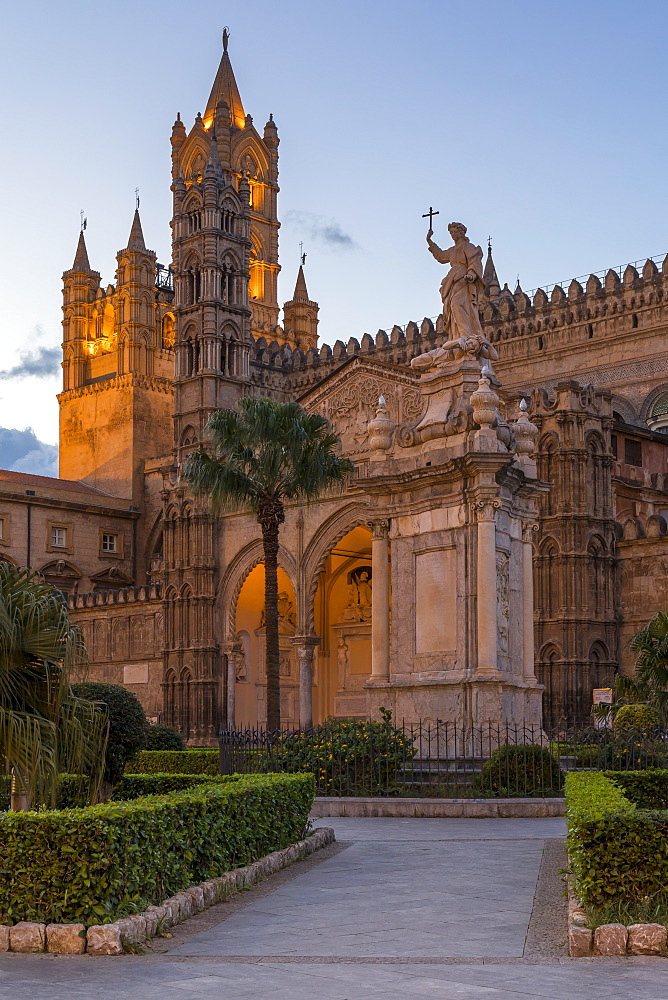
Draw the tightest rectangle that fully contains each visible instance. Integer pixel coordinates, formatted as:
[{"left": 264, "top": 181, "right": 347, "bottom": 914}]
[{"left": 0, "top": 771, "right": 314, "bottom": 926}]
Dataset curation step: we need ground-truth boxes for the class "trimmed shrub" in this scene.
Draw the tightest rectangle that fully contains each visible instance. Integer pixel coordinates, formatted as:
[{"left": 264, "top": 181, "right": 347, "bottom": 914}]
[
  {"left": 0, "top": 771, "right": 315, "bottom": 925},
  {"left": 595, "top": 739, "right": 668, "bottom": 770},
  {"left": 143, "top": 724, "right": 185, "bottom": 751},
  {"left": 474, "top": 744, "right": 564, "bottom": 796},
  {"left": 566, "top": 771, "right": 668, "bottom": 919},
  {"left": 71, "top": 683, "right": 149, "bottom": 784},
  {"left": 112, "top": 773, "right": 238, "bottom": 800},
  {"left": 127, "top": 749, "right": 219, "bottom": 776},
  {"left": 264, "top": 713, "right": 416, "bottom": 796},
  {"left": 605, "top": 768, "right": 668, "bottom": 810},
  {"left": 613, "top": 703, "right": 662, "bottom": 733}
]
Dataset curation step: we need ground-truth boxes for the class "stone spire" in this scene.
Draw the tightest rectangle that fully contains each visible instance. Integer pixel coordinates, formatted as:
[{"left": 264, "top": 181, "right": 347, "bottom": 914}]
[
  {"left": 71, "top": 230, "right": 92, "bottom": 271},
  {"left": 204, "top": 30, "right": 245, "bottom": 130},
  {"left": 292, "top": 264, "right": 309, "bottom": 301},
  {"left": 127, "top": 208, "right": 146, "bottom": 251},
  {"left": 483, "top": 242, "right": 500, "bottom": 301},
  {"left": 283, "top": 264, "right": 319, "bottom": 350}
]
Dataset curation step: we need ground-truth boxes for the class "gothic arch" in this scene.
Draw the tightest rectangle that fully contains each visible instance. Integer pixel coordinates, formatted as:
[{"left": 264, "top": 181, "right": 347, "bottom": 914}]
[
  {"left": 301, "top": 503, "right": 372, "bottom": 633},
  {"left": 232, "top": 135, "right": 270, "bottom": 177},
  {"left": 218, "top": 538, "right": 298, "bottom": 638}
]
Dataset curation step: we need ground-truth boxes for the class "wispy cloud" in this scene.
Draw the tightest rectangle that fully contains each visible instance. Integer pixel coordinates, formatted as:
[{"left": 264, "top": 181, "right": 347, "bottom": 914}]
[
  {"left": 0, "top": 344, "right": 60, "bottom": 381},
  {"left": 284, "top": 211, "right": 358, "bottom": 251},
  {"left": 0, "top": 427, "right": 58, "bottom": 477}
]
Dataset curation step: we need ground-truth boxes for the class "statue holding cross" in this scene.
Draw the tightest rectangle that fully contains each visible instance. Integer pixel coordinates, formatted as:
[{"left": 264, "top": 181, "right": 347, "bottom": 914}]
[{"left": 412, "top": 216, "right": 497, "bottom": 374}]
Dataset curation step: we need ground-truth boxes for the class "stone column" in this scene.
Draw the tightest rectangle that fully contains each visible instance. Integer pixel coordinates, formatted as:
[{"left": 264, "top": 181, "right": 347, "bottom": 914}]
[
  {"left": 223, "top": 639, "right": 243, "bottom": 729},
  {"left": 369, "top": 519, "right": 390, "bottom": 681},
  {"left": 476, "top": 501, "right": 500, "bottom": 674},
  {"left": 522, "top": 523, "right": 538, "bottom": 680},
  {"left": 290, "top": 635, "right": 321, "bottom": 731}
]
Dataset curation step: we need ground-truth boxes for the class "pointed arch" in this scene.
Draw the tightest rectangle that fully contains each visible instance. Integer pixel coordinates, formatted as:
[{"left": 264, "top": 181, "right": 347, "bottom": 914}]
[{"left": 218, "top": 538, "right": 297, "bottom": 638}]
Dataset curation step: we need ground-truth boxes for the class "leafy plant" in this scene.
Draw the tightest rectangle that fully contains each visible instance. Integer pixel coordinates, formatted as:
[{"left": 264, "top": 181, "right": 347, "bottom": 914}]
[
  {"left": 0, "top": 771, "right": 315, "bottom": 925},
  {"left": 262, "top": 709, "right": 416, "bottom": 796},
  {"left": 181, "top": 398, "right": 353, "bottom": 729},
  {"left": 0, "top": 563, "right": 108, "bottom": 808},
  {"left": 611, "top": 612, "right": 668, "bottom": 719},
  {"left": 71, "top": 683, "right": 148, "bottom": 785},
  {"left": 474, "top": 744, "right": 564, "bottom": 796},
  {"left": 142, "top": 723, "right": 185, "bottom": 751},
  {"left": 613, "top": 703, "right": 662, "bottom": 733}
]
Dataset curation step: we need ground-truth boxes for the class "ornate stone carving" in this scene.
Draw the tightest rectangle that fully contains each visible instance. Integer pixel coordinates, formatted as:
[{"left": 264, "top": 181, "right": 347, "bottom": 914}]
[
  {"left": 341, "top": 568, "right": 372, "bottom": 622},
  {"left": 513, "top": 399, "right": 539, "bottom": 456},
  {"left": 496, "top": 550, "right": 510, "bottom": 655},
  {"left": 308, "top": 372, "right": 424, "bottom": 456},
  {"left": 470, "top": 367, "right": 500, "bottom": 429},
  {"left": 367, "top": 396, "right": 395, "bottom": 453},
  {"left": 259, "top": 591, "right": 296, "bottom": 632},
  {"left": 474, "top": 500, "right": 501, "bottom": 522}
]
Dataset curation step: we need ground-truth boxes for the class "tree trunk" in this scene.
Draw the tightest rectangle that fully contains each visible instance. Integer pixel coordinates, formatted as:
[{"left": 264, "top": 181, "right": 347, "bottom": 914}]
[
  {"left": 258, "top": 499, "right": 284, "bottom": 731},
  {"left": 10, "top": 768, "right": 30, "bottom": 811}
]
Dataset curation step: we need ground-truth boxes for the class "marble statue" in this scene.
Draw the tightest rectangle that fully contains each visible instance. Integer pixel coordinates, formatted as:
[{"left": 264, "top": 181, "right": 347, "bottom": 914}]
[
  {"left": 411, "top": 222, "right": 499, "bottom": 373},
  {"left": 341, "top": 570, "right": 372, "bottom": 622}
]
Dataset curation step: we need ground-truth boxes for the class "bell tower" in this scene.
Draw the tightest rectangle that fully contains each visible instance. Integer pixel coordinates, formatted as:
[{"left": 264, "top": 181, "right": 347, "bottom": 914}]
[{"left": 171, "top": 31, "right": 281, "bottom": 459}]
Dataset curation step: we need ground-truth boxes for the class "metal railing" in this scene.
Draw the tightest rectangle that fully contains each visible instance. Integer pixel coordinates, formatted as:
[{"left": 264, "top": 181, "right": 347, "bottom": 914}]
[{"left": 218, "top": 720, "right": 668, "bottom": 798}]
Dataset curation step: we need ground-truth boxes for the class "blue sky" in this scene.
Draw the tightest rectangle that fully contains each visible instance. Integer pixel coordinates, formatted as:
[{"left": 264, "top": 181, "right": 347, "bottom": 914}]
[{"left": 2, "top": 0, "right": 668, "bottom": 471}]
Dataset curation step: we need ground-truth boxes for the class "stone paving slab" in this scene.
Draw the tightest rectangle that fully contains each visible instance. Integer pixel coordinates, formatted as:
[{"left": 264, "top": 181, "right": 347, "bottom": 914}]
[
  {"left": 170, "top": 832, "right": 544, "bottom": 958},
  {"left": 1, "top": 958, "right": 668, "bottom": 999}
]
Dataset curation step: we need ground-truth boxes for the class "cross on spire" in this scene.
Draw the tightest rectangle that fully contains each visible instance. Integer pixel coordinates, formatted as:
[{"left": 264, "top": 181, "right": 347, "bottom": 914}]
[
  {"left": 299, "top": 242, "right": 307, "bottom": 266},
  {"left": 135, "top": 188, "right": 140, "bottom": 210}
]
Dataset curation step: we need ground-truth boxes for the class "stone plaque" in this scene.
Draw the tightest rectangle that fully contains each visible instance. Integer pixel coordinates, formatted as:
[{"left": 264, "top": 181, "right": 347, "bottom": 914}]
[
  {"left": 124, "top": 663, "right": 149, "bottom": 685},
  {"left": 414, "top": 548, "right": 456, "bottom": 654}
]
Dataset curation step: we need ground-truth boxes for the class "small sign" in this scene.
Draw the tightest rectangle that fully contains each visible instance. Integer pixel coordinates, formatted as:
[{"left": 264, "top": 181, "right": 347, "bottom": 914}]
[{"left": 592, "top": 688, "right": 613, "bottom": 728}]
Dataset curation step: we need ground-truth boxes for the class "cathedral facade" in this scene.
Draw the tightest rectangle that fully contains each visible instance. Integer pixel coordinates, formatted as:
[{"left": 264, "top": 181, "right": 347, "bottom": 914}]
[{"left": 2, "top": 37, "right": 668, "bottom": 738}]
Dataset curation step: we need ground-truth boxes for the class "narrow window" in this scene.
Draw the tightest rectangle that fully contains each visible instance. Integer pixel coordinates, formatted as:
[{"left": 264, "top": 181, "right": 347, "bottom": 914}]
[
  {"left": 537, "top": 335, "right": 544, "bottom": 351},
  {"left": 587, "top": 324, "right": 594, "bottom": 338},
  {"left": 610, "top": 435, "right": 618, "bottom": 460},
  {"left": 632, "top": 313, "right": 639, "bottom": 329},
  {"left": 102, "top": 533, "right": 117, "bottom": 553},
  {"left": 624, "top": 438, "right": 643, "bottom": 467},
  {"left": 0, "top": 519, "right": 5, "bottom": 540},
  {"left": 51, "top": 527, "right": 67, "bottom": 548}
]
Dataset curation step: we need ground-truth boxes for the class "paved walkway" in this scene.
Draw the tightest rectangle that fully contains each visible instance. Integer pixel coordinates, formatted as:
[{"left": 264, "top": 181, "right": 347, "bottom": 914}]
[{"left": 2, "top": 816, "right": 668, "bottom": 999}]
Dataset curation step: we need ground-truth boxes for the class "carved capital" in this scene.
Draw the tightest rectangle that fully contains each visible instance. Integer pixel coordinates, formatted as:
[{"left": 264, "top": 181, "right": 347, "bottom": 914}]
[
  {"left": 522, "top": 522, "right": 539, "bottom": 544},
  {"left": 290, "top": 634, "right": 321, "bottom": 667},
  {"left": 368, "top": 518, "right": 390, "bottom": 539},
  {"left": 474, "top": 500, "right": 500, "bottom": 522}
]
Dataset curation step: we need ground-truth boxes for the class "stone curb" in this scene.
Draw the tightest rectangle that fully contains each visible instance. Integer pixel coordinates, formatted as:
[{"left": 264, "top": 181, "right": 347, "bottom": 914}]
[
  {"left": 0, "top": 827, "right": 335, "bottom": 955},
  {"left": 567, "top": 876, "right": 667, "bottom": 957},
  {"left": 310, "top": 796, "right": 565, "bottom": 818}
]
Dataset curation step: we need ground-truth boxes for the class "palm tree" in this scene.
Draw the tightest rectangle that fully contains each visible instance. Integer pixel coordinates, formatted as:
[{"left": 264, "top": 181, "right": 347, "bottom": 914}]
[
  {"left": 0, "top": 563, "right": 108, "bottom": 809},
  {"left": 182, "top": 397, "right": 353, "bottom": 730},
  {"left": 612, "top": 611, "right": 668, "bottom": 719}
]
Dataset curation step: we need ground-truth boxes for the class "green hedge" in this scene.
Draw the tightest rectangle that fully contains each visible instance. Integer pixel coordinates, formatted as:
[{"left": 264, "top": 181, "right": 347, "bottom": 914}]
[
  {"left": 605, "top": 768, "right": 668, "bottom": 810},
  {"left": 126, "top": 749, "right": 220, "bottom": 776},
  {"left": 112, "top": 773, "right": 238, "bottom": 800},
  {"left": 566, "top": 771, "right": 668, "bottom": 919},
  {"left": 0, "top": 771, "right": 315, "bottom": 926}
]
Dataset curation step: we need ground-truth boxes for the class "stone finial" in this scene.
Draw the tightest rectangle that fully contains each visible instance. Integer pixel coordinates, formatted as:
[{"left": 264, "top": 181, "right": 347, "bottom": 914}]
[
  {"left": 513, "top": 397, "right": 539, "bottom": 477},
  {"left": 368, "top": 395, "right": 395, "bottom": 458},
  {"left": 470, "top": 368, "right": 499, "bottom": 430}
]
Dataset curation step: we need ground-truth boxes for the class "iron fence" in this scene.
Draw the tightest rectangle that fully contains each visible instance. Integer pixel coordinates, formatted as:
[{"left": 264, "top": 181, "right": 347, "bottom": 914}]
[{"left": 218, "top": 720, "right": 668, "bottom": 798}]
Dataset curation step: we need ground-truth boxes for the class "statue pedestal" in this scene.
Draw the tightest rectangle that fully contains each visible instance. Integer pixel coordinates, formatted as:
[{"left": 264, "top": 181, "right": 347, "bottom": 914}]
[{"left": 413, "top": 359, "right": 482, "bottom": 444}]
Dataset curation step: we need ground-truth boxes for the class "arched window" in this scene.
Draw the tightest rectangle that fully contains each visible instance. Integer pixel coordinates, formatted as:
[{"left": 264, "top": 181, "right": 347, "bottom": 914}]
[
  {"left": 538, "top": 538, "right": 559, "bottom": 618},
  {"left": 162, "top": 314, "right": 175, "bottom": 350},
  {"left": 538, "top": 436, "right": 557, "bottom": 515},
  {"left": 164, "top": 670, "right": 177, "bottom": 727},
  {"left": 587, "top": 535, "right": 606, "bottom": 615},
  {"left": 180, "top": 667, "right": 193, "bottom": 738}
]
